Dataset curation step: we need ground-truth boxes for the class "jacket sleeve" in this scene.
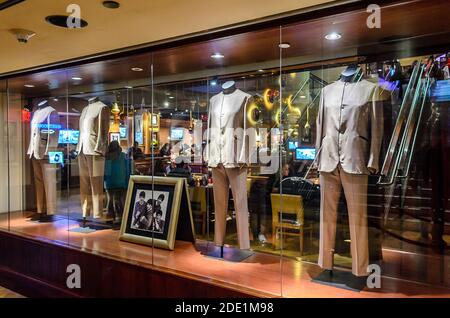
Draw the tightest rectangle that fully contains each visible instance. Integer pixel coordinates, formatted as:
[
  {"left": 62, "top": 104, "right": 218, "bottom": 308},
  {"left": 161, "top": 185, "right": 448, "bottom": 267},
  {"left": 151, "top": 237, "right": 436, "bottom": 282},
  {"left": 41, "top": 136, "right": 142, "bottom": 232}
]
[
  {"left": 238, "top": 96, "right": 256, "bottom": 165},
  {"left": 313, "top": 88, "right": 325, "bottom": 168},
  {"left": 204, "top": 99, "right": 212, "bottom": 164},
  {"left": 95, "top": 106, "right": 110, "bottom": 155},
  {"left": 46, "top": 111, "right": 61, "bottom": 155},
  {"left": 368, "top": 85, "right": 384, "bottom": 173}
]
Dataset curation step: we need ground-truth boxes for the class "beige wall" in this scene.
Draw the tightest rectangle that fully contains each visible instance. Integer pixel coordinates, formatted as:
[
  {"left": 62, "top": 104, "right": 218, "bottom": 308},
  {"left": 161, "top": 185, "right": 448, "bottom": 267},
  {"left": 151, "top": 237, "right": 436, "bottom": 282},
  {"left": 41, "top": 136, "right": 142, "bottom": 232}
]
[
  {"left": 0, "top": 0, "right": 337, "bottom": 74},
  {"left": 0, "top": 93, "right": 24, "bottom": 214}
]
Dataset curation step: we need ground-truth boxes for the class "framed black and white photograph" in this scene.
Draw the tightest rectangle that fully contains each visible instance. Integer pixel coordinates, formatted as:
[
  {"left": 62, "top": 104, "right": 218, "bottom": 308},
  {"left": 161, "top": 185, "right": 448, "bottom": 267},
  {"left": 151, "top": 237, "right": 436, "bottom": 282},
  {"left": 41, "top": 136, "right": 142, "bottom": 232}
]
[{"left": 119, "top": 176, "right": 186, "bottom": 250}]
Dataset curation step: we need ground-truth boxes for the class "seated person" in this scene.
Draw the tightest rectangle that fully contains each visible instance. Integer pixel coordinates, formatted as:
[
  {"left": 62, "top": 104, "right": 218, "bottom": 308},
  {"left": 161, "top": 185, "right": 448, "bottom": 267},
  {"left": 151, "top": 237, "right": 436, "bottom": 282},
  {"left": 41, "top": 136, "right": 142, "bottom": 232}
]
[
  {"left": 272, "top": 163, "right": 293, "bottom": 193},
  {"left": 167, "top": 159, "right": 195, "bottom": 186},
  {"left": 159, "top": 143, "right": 172, "bottom": 157},
  {"left": 127, "top": 141, "right": 144, "bottom": 160}
]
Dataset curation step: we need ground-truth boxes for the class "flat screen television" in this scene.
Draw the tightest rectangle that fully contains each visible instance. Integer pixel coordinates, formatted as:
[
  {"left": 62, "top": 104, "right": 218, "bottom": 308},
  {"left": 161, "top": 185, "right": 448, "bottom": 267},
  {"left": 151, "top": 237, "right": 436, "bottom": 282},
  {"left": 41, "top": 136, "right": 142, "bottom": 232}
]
[
  {"left": 119, "top": 126, "right": 127, "bottom": 138},
  {"left": 170, "top": 128, "right": 184, "bottom": 141},
  {"left": 48, "top": 152, "right": 64, "bottom": 164},
  {"left": 135, "top": 132, "right": 143, "bottom": 145},
  {"left": 151, "top": 114, "right": 159, "bottom": 126},
  {"left": 58, "top": 130, "right": 79, "bottom": 144},
  {"left": 110, "top": 133, "right": 120, "bottom": 142},
  {"left": 288, "top": 141, "right": 299, "bottom": 150},
  {"left": 295, "top": 147, "right": 316, "bottom": 161}
]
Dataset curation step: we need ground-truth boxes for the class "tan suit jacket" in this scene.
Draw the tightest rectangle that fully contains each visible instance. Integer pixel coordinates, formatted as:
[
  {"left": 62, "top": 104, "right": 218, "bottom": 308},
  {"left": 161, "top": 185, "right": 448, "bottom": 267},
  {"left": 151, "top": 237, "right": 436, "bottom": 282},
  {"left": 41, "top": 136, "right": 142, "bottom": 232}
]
[
  {"left": 206, "top": 89, "right": 254, "bottom": 168},
  {"left": 27, "top": 106, "right": 60, "bottom": 160},
  {"left": 76, "top": 101, "right": 110, "bottom": 156},
  {"left": 315, "top": 79, "right": 384, "bottom": 175}
]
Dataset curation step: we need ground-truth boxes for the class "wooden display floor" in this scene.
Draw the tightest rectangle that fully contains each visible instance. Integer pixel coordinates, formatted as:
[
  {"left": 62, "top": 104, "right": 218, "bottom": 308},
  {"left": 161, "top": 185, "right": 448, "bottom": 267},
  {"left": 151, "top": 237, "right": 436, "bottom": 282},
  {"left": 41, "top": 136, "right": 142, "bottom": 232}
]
[{"left": 1, "top": 213, "right": 450, "bottom": 298}]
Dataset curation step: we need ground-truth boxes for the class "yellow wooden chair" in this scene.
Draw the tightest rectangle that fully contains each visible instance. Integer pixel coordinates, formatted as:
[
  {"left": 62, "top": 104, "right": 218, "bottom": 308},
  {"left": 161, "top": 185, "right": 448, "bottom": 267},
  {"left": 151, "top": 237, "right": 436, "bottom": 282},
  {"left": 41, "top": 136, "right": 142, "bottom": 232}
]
[
  {"left": 189, "top": 187, "right": 207, "bottom": 236},
  {"left": 270, "top": 193, "right": 312, "bottom": 256}
]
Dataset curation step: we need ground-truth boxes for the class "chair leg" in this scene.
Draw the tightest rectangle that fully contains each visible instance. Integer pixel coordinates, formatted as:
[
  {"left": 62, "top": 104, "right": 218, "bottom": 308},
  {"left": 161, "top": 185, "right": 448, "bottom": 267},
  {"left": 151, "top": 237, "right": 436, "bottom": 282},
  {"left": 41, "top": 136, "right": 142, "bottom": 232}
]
[
  {"left": 300, "top": 229, "right": 304, "bottom": 256},
  {"left": 202, "top": 213, "right": 206, "bottom": 236},
  {"left": 273, "top": 227, "right": 279, "bottom": 250}
]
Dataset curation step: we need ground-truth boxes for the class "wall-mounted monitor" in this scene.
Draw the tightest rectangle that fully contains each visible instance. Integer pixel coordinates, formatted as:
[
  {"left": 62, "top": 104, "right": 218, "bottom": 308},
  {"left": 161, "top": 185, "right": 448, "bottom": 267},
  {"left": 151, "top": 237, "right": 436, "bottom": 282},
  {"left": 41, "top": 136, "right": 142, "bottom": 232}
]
[
  {"left": 119, "top": 126, "right": 127, "bottom": 139},
  {"left": 58, "top": 130, "right": 79, "bottom": 144},
  {"left": 48, "top": 152, "right": 64, "bottom": 164},
  {"left": 151, "top": 114, "right": 159, "bottom": 127},
  {"left": 295, "top": 147, "right": 316, "bottom": 161},
  {"left": 170, "top": 128, "right": 184, "bottom": 141},
  {"left": 288, "top": 141, "right": 299, "bottom": 150},
  {"left": 110, "top": 133, "right": 120, "bottom": 143}
]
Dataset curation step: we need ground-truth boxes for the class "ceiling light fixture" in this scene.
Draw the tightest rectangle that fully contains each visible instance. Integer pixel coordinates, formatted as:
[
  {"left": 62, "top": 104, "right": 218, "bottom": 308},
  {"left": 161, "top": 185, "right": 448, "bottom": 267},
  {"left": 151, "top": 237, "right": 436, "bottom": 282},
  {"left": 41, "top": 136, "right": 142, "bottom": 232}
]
[
  {"left": 24, "top": 84, "right": 35, "bottom": 88},
  {"left": 279, "top": 43, "right": 291, "bottom": 49},
  {"left": 102, "top": 1, "right": 120, "bottom": 9},
  {"left": 169, "top": 96, "right": 175, "bottom": 99},
  {"left": 211, "top": 53, "right": 225, "bottom": 59},
  {"left": 124, "top": 85, "right": 133, "bottom": 89},
  {"left": 45, "top": 15, "right": 88, "bottom": 29},
  {"left": 164, "top": 102, "right": 169, "bottom": 107},
  {"left": 71, "top": 77, "right": 82, "bottom": 81},
  {"left": 131, "top": 67, "right": 143, "bottom": 72},
  {"left": 325, "top": 32, "right": 342, "bottom": 40},
  {"left": 258, "top": 69, "right": 264, "bottom": 72}
]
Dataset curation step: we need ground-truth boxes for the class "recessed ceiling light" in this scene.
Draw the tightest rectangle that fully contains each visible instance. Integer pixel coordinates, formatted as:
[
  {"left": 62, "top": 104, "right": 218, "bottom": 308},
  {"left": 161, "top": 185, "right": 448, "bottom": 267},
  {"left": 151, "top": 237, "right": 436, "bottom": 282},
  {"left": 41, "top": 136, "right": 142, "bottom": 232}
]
[
  {"left": 164, "top": 102, "right": 169, "bottom": 107},
  {"left": 325, "top": 32, "right": 342, "bottom": 40},
  {"left": 103, "top": 1, "right": 120, "bottom": 9},
  {"left": 169, "top": 96, "right": 175, "bottom": 99},
  {"left": 24, "top": 84, "right": 35, "bottom": 88},
  {"left": 45, "top": 15, "right": 88, "bottom": 29},
  {"left": 300, "top": 95, "right": 307, "bottom": 99},
  {"left": 71, "top": 77, "right": 82, "bottom": 81},
  {"left": 211, "top": 53, "right": 225, "bottom": 59},
  {"left": 279, "top": 43, "right": 291, "bottom": 49},
  {"left": 124, "top": 85, "right": 133, "bottom": 89},
  {"left": 258, "top": 69, "right": 264, "bottom": 72},
  {"left": 53, "top": 98, "right": 59, "bottom": 102},
  {"left": 131, "top": 67, "right": 143, "bottom": 72}
]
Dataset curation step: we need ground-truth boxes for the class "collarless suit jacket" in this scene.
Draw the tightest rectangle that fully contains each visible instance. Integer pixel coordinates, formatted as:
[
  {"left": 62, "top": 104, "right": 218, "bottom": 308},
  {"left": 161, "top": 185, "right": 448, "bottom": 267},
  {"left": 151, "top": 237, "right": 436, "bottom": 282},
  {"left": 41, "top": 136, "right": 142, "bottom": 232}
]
[
  {"left": 206, "top": 89, "right": 253, "bottom": 168},
  {"left": 315, "top": 79, "right": 384, "bottom": 175},
  {"left": 76, "top": 101, "right": 110, "bottom": 156},
  {"left": 27, "top": 106, "right": 60, "bottom": 160}
]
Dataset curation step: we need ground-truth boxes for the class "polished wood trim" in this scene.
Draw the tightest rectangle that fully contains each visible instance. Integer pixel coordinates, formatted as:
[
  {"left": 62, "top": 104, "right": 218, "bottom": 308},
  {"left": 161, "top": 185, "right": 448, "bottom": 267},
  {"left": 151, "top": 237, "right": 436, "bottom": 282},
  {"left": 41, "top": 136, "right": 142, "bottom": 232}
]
[
  {"left": 0, "top": 230, "right": 265, "bottom": 298},
  {"left": 0, "top": 0, "right": 404, "bottom": 79}
]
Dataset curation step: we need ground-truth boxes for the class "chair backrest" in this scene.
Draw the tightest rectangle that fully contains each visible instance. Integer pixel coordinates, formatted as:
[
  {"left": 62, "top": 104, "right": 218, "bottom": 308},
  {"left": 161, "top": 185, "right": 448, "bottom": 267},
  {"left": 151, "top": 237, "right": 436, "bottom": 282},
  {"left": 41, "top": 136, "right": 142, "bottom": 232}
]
[
  {"left": 270, "top": 193, "right": 304, "bottom": 226},
  {"left": 189, "top": 187, "right": 207, "bottom": 212}
]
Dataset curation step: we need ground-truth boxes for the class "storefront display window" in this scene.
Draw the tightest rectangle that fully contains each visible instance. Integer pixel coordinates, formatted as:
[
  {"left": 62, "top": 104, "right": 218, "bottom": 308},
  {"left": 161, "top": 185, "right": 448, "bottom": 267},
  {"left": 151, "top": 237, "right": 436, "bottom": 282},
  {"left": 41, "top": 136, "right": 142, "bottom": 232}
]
[{"left": 1, "top": 0, "right": 449, "bottom": 297}]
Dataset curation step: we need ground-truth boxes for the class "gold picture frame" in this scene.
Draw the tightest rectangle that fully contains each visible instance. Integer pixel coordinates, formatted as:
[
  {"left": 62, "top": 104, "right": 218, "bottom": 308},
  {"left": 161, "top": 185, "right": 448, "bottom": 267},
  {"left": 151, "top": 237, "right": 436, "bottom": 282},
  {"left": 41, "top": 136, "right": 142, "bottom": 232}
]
[{"left": 119, "top": 175, "right": 187, "bottom": 250}]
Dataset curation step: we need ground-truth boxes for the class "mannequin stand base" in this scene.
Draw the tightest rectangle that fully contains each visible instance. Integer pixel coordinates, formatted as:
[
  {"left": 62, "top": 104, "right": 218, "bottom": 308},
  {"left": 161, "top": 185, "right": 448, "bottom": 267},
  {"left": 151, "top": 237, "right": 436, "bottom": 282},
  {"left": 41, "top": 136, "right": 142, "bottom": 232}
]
[
  {"left": 77, "top": 217, "right": 111, "bottom": 232},
  {"left": 28, "top": 214, "right": 58, "bottom": 223},
  {"left": 312, "top": 269, "right": 367, "bottom": 292},
  {"left": 200, "top": 244, "right": 253, "bottom": 263}
]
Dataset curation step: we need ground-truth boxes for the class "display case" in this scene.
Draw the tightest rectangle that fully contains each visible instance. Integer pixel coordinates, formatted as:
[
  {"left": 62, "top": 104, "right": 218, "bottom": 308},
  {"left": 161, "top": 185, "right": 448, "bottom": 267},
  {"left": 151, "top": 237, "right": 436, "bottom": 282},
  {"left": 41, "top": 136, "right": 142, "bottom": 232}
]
[{"left": 0, "top": 0, "right": 449, "bottom": 297}]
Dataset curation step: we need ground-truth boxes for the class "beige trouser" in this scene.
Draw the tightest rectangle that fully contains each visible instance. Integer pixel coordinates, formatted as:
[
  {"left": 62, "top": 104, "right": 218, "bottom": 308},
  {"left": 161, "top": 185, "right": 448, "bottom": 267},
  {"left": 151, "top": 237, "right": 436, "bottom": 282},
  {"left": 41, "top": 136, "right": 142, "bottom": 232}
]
[
  {"left": 319, "top": 165, "right": 369, "bottom": 276},
  {"left": 79, "top": 153, "right": 105, "bottom": 218},
  {"left": 31, "top": 158, "right": 57, "bottom": 215},
  {"left": 212, "top": 165, "right": 250, "bottom": 250}
]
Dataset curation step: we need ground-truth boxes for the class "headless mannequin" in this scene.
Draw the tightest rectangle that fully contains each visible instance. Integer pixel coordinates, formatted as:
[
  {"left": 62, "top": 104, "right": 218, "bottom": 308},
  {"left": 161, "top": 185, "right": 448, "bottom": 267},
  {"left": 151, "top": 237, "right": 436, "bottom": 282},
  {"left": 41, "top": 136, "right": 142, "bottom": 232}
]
[
  {"left": 78, "top": 97, "right": 109, "bottom": 227},
  {"left": 28, "top": 100, "right": 59, "bottom": 222},
  {"left": 316, "top": 65, "right": 383, "bottom": 281},
  {"left": 208, "top": 80, "right": 252, "bottom": 255}
]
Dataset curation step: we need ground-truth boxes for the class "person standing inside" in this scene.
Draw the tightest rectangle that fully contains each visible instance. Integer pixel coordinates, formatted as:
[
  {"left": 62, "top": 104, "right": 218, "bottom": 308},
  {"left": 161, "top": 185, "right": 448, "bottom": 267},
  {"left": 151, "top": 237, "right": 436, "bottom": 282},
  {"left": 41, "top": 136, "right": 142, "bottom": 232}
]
[{"left": 104, "top": 140, "right": 130, "bottom": 221}]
